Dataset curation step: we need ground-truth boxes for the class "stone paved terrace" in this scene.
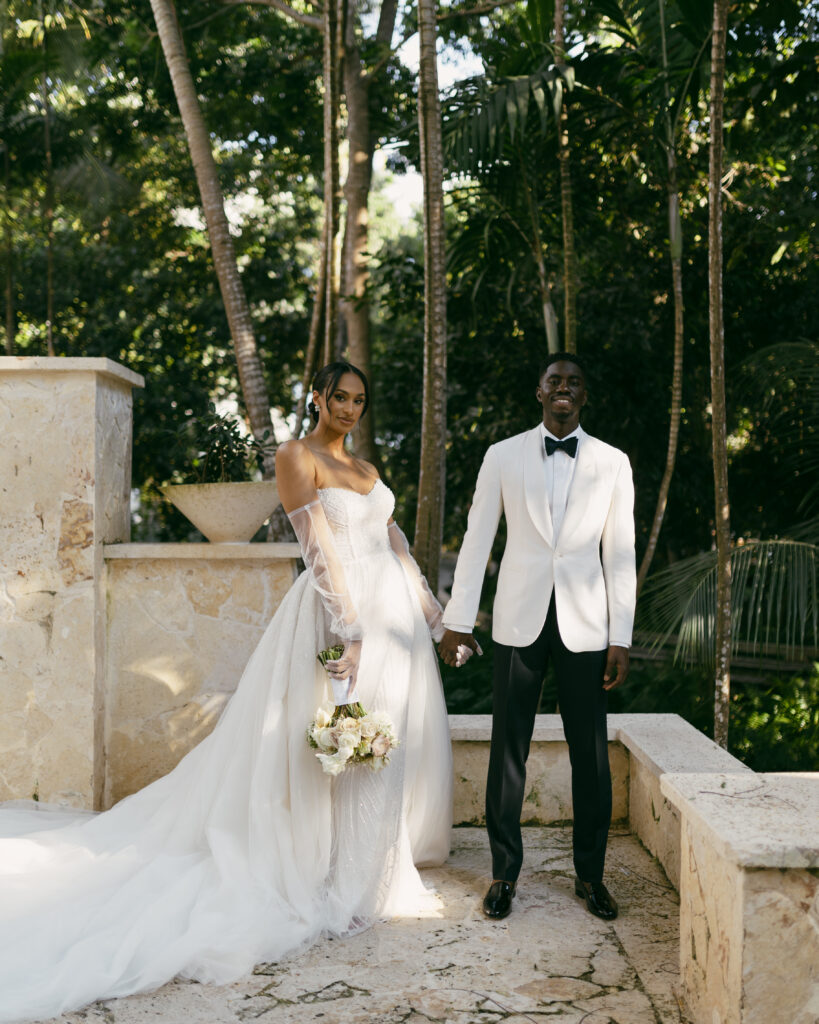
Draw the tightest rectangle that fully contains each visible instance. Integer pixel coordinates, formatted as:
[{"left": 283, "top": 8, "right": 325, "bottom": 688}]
[{"left": 51, "top": 827, "right": 687, "bottom": 1024}]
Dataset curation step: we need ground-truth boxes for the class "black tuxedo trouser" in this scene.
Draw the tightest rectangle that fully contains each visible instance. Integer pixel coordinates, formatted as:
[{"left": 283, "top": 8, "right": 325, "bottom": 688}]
[{"left": 486, "top": 593, "right": 611, "bottom": 884}]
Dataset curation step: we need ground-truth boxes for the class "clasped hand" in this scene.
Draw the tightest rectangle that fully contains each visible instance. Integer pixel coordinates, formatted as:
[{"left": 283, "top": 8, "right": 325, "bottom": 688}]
[
  {"left": 438, "top": 629, "right": 482, "bottom": 668},
  {"left": 324, "top": 639, "right": 362, "bottom": 705}
]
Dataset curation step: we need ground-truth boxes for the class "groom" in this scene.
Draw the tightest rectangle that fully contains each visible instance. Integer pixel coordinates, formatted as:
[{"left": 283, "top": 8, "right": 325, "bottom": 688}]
[{"left": 439, "top": 353, "right": 636, "bottom": 921}]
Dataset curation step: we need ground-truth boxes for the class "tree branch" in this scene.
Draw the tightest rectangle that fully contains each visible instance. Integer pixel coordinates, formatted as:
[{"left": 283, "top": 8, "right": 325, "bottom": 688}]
[
  {"left": 375, "top": 0, "right": 398, "bottom": 46},
  {"left": 437, "top": 0, "right": 519, "bottom": 22},
  {"left": 222, "top": 0, "right": 321, "bottom": 30}
]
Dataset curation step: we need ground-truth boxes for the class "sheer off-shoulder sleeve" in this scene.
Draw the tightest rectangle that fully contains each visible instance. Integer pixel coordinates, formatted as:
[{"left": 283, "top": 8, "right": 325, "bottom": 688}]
[
  {"left": 388, "top": 521, "right": 445, "bottom": 642},
  {"left": 287, "top": 500, "right": 363, "bottom": 644}
]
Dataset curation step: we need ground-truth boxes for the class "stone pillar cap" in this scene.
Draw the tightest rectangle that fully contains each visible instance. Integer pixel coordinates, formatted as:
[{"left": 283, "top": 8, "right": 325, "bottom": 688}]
[{"left": 0, "top": 356, "right": 144, "bottom": 389}]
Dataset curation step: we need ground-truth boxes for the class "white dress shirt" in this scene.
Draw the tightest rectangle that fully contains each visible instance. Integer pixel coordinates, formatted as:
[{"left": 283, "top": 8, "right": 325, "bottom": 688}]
[{"left": 540, "top": 423, "right": 580, "bottom": 543}]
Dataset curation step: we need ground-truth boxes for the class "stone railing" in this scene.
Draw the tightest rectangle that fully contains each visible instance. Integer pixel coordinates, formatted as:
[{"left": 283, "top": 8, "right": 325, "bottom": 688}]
[
  {"left": 450, "top": 715, "right": 819, "bottom": 1024},
  {"left": 662, "top": 772, "right": 819, "bottom": 1024}
]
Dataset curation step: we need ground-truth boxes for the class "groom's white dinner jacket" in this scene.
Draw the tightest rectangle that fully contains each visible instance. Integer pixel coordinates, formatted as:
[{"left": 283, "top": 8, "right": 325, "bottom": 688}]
[{"left": 443, "top": 425, "right": 637, "bottom": 652}]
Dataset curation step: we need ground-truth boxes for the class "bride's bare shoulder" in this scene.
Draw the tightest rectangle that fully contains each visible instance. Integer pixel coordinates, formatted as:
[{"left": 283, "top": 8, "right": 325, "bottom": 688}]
[
  {"left": 275, "top": 441, "right": 318, "bottom": 511},
  {"left": 276, "top": 439, "right": 314, "bottom": 471}
]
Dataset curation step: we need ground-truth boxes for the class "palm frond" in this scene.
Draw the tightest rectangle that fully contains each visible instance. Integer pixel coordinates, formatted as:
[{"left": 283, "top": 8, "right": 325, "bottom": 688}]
[
  {"left": 638, "top": 537, "right": 819, "bottom": 667},
  {"left": 442, "top": 64, "right": 567, "bottom": 177}
]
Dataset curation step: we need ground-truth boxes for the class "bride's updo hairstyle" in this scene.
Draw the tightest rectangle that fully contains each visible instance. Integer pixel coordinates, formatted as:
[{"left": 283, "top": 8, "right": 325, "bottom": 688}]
[{"left": 309, "top": 361, "right": 370, "bottom": 424}]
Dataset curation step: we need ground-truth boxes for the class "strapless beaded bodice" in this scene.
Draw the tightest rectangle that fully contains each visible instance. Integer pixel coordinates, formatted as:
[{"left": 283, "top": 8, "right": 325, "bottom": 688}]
[{"left": 317, "top": 479, "right": 395, "bottom": 564}]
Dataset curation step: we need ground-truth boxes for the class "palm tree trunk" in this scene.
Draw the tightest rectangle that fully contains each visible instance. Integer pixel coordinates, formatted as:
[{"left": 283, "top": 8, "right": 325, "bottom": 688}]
[
  {"left": 553, "top": 0, "right": 577, "bottom": 352},
  {"left": 322, "top": 0, "right": 344, "bottom": 365},
  {"left": 708, "top": 0, "right": 732, "bottom": 748},
  {"left": 519, "top": 153, "right": 559, "bottom": 353},
  {"left": 414, "top": 0, "right": 447, "bottom": 593},
  {"left": 341, "top": 6, "right": 377, "bottom": 461},
  {"left": 148, "top": 0, "right": 273, "bottom": 468},
  {"left": 637, "top": 0, "right": 686, "bottom": 592},
  {"left": 41, "top": 66, "right": 55, "bottom": 356},
  {"left": 337, "top": 0, "right": 399, "bottom": 464},
  {"left": 637, "top": 179, "right": 684, "bottom": 593},
  {"left": 294, "top": 218, "right": 327, "bottom": 436},
  {"left": 3, "top": 144, "right": 14, "bottom": 355}
]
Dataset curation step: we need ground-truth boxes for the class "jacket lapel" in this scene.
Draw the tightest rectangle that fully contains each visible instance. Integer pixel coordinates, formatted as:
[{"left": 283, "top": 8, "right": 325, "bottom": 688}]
[
  {"left": 558, "top": 427, "right": 597, "bottom": 548},
  {"left": 523, "top": 426, "right": 553, "bottom": 546}
]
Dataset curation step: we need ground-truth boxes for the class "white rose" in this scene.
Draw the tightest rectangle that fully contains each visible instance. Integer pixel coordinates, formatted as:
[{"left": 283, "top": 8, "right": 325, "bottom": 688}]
[
  {"left": 359, "top": 719, "right": 377, "bottom": 739},
  {"left": 337, "top": 732, "right": 359, "bottom": 756},
  {"left": 316, "top": 752, "right": 346, "bottom": 776},
  {"left": 315, "top": 706, "right": 333, "bottom": 729},
  {"left": 316, "top": 727, "right": 337, "bottom": 751},
  {"left": 371, "top": 734, "right": 390, "bottom": 758},
  {"left": 369, "top": 712, "right": 392, "bottom": 733}
]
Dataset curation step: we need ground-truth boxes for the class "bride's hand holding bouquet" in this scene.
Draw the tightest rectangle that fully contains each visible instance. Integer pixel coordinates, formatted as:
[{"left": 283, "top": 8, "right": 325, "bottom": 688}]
[{"left": 307, "top": 644, "right": 398, "bottom": 776}]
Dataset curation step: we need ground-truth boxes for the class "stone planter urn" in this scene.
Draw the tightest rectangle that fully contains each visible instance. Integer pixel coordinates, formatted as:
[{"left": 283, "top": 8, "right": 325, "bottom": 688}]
[{"left": 161, "top": 481, "right": 280, "bottom": 543}]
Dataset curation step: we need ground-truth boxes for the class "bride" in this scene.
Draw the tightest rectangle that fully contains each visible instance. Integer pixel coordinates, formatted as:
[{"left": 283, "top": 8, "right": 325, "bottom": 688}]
[{"left": 0, "top": 361, "right": 453, "bottom": 1023}]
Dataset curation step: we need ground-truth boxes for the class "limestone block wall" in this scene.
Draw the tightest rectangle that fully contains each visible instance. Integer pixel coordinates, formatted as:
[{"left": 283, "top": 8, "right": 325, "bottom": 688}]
[
  {"left": 450, "top": 715, "right": 629, "bottom": 826},
  {"left": 103, "top": 544, "right": 300, "bottom": 807},
  {"left": 662, "top": 772, "right": 819, "bottom": 1024},
  {"left": 0, "top": 358, "right": 143, "bottom": 808},
  {"left": 615, "top": 714, "right": 750, "bottom": 889}
]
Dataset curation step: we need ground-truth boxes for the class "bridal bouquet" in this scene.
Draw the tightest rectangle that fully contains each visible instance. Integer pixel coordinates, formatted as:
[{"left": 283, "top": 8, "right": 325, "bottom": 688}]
[{"left": 308, "top": 646, "right": 398, "bottom": 776}]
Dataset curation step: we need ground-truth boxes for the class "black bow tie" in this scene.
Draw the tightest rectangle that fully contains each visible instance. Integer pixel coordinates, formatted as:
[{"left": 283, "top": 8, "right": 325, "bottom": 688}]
[{"left": 544, "top": 435, "right": 578, "bottom": 458}]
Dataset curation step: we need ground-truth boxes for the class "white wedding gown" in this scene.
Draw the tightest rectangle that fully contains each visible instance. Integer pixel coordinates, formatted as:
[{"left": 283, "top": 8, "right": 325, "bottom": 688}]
[{"left": 0, "top": 481, "right": 452, "bottom": 1023}]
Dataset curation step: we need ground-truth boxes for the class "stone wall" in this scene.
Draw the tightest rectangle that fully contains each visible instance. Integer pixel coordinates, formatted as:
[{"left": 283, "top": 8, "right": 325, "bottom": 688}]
[
  {"left": 103, "top": 544, "right": 299, "bottom": 806},
  {"left": 450, "top": 715, "right": 629, "bottom": 826},
  {"left": 0, "top": 358, "right": 142, "bottom": 808},
  {"left": 662, "top": 772, "right": 819, "bottom": 1024}
]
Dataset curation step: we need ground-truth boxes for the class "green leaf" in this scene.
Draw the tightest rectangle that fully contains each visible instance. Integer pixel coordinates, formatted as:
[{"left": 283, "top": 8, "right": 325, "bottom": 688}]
[
  {"left": 639, "top": 538, "right": 819, "bottom": 667},
  {"left": 770, "top": 241, "right": 788, "bottom": 265},
  {"left": 531, "top": 79, "right": 548, "bottom": 132}
]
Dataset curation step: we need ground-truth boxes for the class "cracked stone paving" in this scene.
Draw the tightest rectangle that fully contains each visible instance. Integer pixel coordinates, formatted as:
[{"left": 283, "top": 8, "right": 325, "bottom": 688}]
[{"left": 49, "top": 827, "right": 689, "bottom": 1024}]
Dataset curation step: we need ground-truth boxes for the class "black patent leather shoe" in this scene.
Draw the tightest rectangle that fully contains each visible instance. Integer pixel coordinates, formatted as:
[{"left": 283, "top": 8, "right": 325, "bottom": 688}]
[
  {"left": 574, "top": 878, "right": 618, "bottom": 920},
  {"left": 482, "top": 880, "right": 516, "bottom": 919}
]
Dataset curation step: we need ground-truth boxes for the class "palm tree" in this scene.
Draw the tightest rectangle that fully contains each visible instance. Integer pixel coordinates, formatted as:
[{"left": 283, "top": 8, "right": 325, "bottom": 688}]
[
  {"left": 707, "top": 0, "right": 731, "bottom": 746},
  {"left": 338, "top": 0, "right": 401, "bottom": 463},
  {"left": 321, "top": 0, "right": 343, "bottom": 367},
  {"left": 148, "top": 0, "right": 273, "bottom": 463},
  {"left": 414, "top": 0, "right": 447, "bottom": 592},
  {"left": 443, "top": 59, "right": 568, "bottom": 353},
  {"left": 553, "top": 0, "right": 577, "bottom": 351}
]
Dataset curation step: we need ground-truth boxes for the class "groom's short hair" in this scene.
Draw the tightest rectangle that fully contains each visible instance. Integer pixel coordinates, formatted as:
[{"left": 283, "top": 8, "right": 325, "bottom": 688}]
[{"left": 538, "top": 352, "right": 588, "bottom": 382}]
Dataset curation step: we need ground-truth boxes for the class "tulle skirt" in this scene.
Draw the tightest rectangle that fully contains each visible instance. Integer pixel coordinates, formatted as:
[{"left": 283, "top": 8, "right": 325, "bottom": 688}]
[{"left": 0, "top": 550, "right": 452, "bottom": 1022}]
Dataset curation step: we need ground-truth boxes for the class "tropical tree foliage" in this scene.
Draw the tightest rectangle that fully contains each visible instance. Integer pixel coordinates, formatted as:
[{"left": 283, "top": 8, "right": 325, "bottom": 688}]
[{"left": 2, "top": 0, "right": 817, "bottom": 756}]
